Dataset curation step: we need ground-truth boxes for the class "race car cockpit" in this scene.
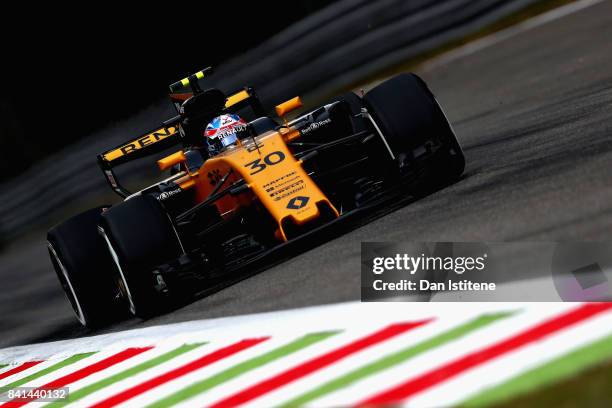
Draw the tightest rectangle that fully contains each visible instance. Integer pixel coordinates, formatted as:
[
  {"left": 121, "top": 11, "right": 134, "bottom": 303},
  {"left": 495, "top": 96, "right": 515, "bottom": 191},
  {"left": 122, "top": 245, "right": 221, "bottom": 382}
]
[{"left": 97, "top": 67, "right": 273, "bottom": 198}]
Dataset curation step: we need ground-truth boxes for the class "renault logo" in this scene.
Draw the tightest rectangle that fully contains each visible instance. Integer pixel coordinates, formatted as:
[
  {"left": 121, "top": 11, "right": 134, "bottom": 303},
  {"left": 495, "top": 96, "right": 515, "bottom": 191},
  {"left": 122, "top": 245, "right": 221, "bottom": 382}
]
[{"left": 287, "top": 196, "right": 310, "bottom": 209}]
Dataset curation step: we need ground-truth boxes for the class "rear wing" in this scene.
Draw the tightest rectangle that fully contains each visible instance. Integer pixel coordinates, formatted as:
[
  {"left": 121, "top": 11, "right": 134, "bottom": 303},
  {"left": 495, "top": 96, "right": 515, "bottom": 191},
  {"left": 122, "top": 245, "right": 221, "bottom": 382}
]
[
  {"left": 97, "top": 121, "right": 181, "bottom": 197},
  {"left": 97, "top": 87, "right": 266, "bottom": 198},
  {"left": 169, "top": 88, "right": 265, "bottom": 117}
]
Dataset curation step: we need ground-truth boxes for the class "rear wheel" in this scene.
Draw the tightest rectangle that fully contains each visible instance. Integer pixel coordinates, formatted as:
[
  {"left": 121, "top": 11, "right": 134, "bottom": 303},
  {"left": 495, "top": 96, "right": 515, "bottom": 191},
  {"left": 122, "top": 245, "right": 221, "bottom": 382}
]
[
  {"left": 47, "top": 207, "right": 124, "bottom": 327},
  {"left": 363, "top": 73, "right": 465, "bottom": 180},
  {"left": 100, "top": 195, "right": 183, "bottom": 318}
]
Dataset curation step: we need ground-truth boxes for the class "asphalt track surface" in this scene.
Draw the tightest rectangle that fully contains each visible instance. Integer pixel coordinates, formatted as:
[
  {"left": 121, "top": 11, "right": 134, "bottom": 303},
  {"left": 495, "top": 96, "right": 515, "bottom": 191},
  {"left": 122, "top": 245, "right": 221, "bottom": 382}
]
[{"left": 1, "top": 1, "right": 611, "bottom": 348}]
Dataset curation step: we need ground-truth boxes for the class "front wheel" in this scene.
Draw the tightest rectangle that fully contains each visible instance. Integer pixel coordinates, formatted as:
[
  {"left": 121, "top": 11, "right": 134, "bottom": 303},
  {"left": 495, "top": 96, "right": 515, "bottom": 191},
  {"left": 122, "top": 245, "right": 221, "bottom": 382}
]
[
  {"left": 363, "top": 73, "right": 465, "bottom": 180},
  {"left": 100, "top": 195, "right": 183, "bottom": 318},
  {"left": 47, "top": 207, "right": 126, "bottom": 327}
]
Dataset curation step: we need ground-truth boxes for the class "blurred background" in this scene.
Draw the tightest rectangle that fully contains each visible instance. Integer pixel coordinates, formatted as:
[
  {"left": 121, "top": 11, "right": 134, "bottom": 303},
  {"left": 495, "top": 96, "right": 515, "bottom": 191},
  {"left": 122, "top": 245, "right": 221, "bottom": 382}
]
[
  {"left": 0, "top": 0, "right": 570, "bottom": 241},
  {"left": 0, "top": 1, "right": 335, "bottom": 182}
]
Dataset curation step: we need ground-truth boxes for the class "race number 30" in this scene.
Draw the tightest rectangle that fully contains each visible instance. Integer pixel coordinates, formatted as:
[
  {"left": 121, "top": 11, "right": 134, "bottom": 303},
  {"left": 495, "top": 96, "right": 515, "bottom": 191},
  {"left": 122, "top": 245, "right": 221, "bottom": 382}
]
[{"left": 244, "top": 151, "right": 285, "bottom": 175}]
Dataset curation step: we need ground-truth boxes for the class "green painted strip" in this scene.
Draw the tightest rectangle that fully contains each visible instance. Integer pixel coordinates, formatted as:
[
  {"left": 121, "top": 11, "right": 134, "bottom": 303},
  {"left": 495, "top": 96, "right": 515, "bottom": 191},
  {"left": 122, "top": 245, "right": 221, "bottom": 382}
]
[
  {"left": 462, "top": 334, "right": 612, "bottom": 407},
  {"left": 148, "top": 331, "right": 339, "bottom": 408},
  {"left": 0, "top": 364, "right": 7, "bottom": 369},
  {"left": 280, "top": 312, "right": 514, "bottom": 408},
  {"left": 2, "top": 352, "right": 95, "bottom": 390},
  {"left": 48, "top": 343, "right": 203, "bottom": 408}
]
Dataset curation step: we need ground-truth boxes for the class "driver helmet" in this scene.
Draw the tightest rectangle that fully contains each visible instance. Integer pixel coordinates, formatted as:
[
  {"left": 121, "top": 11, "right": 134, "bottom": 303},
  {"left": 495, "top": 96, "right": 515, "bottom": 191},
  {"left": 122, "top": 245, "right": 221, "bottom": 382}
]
[{"left": 204, "top": 114, "right": 248, "bottom": 156}]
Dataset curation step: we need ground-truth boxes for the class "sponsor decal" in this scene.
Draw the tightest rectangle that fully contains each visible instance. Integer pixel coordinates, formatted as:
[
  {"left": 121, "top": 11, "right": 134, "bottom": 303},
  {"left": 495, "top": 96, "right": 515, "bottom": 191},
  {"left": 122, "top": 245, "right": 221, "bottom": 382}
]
[
  {"left": 263, "top": 171, "right": 297, "bottom": 191},
  {"left": 205, "top": 114, "right": 247, "bottom": 144},
  {"left": 158, "top": 188, "right": 182, "bottom": 201},
  {"left": 286, "top": 196, "right": 310, "bottom": 210},
  {"left": 271, "top": 182, "right": 305, "bottom": 201},
  {"left": 265, "top": 176, "right": 301, "bottom": 193},
  {"left": 103, "top": 126, "right": 178, "bottom": 161},
  {"left": 300, "top": 118, "right": 331, "bottom": 135}
]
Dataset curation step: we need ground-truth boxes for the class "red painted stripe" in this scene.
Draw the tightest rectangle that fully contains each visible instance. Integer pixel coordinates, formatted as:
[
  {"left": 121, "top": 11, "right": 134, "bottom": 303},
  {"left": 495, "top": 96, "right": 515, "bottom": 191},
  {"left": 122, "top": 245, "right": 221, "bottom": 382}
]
[
  {"left": 358, "top": 303, "right": 612, "bottom": 407},
  {"left": 210, "top": 321, "right": 430, "bottom": 408},
  {"left": 1, "top": 347, "right": 152, "bottom": 408},
  {"left": 0, "top": 361, "right": 43, "bottom": 381},
  {"left": 91, "top": 338, "right": 268, "bottom": 408}
]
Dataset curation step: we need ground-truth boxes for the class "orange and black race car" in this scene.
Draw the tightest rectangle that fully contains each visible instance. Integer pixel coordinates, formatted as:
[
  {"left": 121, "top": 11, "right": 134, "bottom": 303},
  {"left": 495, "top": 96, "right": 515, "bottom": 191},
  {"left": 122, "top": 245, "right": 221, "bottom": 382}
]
[{"left": 47, "top": 67, "right": 465, "bottom": 327}]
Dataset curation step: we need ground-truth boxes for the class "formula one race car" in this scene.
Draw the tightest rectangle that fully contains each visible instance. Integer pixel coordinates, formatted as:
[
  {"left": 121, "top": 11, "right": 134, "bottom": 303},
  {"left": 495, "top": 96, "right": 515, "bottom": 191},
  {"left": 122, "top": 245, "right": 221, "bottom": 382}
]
[{"left": 47, "top": 67, "right": 464, "bottom": 327}]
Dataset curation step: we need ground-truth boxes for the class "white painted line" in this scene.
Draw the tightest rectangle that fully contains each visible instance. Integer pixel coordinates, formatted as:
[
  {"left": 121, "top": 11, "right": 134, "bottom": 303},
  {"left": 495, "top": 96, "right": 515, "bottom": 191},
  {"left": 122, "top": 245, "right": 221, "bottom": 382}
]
[
  {"left": 410, "top": 310, "right": 612, "bottom": 407},
  {"left": 1, "top": 303, "right": 609, "bottom": 408},
  {"left": 0, "top": 302, "right": 524, "bottom": 363},
  {"left": 196, "top": 323, "right": 412, "bottom": 408},
  {"left": 235, "top": 311, "right": 501, "bottom": 408},
  {"left": 45, "top": 341, "right": 208, "bottom": 408},
  {"left": 71, "top": 343, "right": 220, "bottom": 408},
  {"left": 423, "top": 0, "right": 607, "bottom": 71},
  {"left": 0, "top": 360, "right": 54, "bottom": 388},
  {"left": 122, "top": 334, "right": 322, "bottom": 408},
  {"left": 305, "top": 304, "right": 578, "bottom": 407},
  {"left": 13, "top": 349, "right": 131, "bottom": 389},
  {"left": 178, "top": 326, "right": 422, "bottom": 408}
]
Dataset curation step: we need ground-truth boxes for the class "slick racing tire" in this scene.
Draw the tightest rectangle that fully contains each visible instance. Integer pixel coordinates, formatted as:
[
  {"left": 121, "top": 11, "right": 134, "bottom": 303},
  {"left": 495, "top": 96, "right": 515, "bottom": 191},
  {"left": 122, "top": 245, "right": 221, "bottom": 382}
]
[
  {"left": 100, "top": 195, "right": 183, "bottom": 319},
  {"left": 363, "top": 73, "right": 465, "bottom": 179},
  {"left": 47, "top": 207, "right": 124, "bottom": 328}
]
